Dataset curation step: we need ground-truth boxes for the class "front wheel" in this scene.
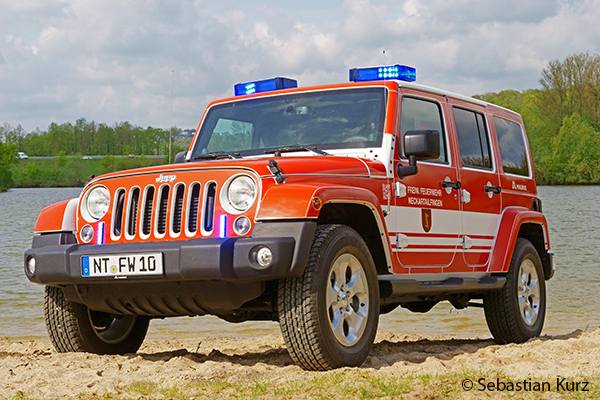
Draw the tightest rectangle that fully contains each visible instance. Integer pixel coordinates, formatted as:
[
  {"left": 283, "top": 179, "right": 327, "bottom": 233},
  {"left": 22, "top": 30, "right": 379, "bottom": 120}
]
[
  {"left": 483, "top": 238, "right": 546, "bottom": 344},
  {"left": 44, "top": 286, "right": 149, "bottom": 355},
  {"left": 278, "top": 224, "right": 379, "bottom": 370}
]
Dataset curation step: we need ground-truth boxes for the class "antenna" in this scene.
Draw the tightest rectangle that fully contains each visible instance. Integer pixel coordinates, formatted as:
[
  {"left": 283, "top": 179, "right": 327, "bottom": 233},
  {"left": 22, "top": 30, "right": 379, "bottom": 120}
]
[
  {"left": 169, "top": 69, "right": 174, "bottom": 163},
  {"left": 382, "top": 50, "right": 387, "bottom": 81}
]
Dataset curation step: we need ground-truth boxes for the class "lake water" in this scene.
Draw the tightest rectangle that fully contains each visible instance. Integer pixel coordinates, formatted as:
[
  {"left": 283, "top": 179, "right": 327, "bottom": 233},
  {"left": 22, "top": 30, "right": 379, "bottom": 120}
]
[{"left": 0, "top": 186, "right": 598, "bottom": 340}]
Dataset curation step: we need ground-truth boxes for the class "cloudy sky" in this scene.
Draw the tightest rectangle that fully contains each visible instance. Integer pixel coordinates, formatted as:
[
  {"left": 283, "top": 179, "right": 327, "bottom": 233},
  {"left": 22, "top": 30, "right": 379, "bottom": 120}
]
[{"left": 1, "top": 0, "right": 598, "bottom": 132}]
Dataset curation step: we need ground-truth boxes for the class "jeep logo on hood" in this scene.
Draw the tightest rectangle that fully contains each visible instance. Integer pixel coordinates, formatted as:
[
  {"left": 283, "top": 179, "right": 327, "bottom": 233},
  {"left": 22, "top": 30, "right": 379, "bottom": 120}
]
[{"left": 156, "top": 174, "right": 177, "bottom": 183}]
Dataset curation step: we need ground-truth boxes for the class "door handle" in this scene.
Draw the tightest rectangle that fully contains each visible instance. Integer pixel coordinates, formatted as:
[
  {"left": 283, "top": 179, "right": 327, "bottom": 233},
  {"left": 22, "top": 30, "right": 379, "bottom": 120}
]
[
  {"left": 484, "top": 185, "right": 501, "bottom": 194},
  {"left": 441, "top": 180, "right": 461, "bottom": 190}
]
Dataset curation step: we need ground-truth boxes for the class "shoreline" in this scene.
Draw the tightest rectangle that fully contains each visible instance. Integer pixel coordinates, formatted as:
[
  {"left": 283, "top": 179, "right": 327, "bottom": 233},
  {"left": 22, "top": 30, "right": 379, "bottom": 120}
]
[{"left": 2, "top": 328, "right": 599, "bottom": 399}]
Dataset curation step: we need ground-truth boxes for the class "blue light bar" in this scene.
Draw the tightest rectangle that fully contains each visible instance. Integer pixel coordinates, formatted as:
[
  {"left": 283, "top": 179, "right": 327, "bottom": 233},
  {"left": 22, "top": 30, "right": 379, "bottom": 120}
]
[
  {"left": 234, "top": 77, "right": 298, "bottom": 96},
  {"left": 349, "top": 64, "right": 416, "bottom": 83}
]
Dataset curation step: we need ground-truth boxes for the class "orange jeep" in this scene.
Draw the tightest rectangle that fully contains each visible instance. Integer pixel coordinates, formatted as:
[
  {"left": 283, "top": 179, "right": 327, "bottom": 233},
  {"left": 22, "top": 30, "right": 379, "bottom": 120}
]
[{"left": 25, "top": 65, "right": 554, "bottom": 370}]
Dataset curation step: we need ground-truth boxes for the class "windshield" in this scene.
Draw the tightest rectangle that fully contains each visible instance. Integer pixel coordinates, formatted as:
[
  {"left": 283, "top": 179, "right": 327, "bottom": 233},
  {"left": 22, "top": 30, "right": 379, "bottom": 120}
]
[{"left": 191, "top": 87, "right": 387, "bottom": 158}]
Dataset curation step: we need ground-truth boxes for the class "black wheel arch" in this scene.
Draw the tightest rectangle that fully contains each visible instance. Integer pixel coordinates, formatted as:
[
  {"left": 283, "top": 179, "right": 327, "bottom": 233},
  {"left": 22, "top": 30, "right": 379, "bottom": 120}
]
[{"left": 518, "top": 222, "right": 553, "bottom": 280}]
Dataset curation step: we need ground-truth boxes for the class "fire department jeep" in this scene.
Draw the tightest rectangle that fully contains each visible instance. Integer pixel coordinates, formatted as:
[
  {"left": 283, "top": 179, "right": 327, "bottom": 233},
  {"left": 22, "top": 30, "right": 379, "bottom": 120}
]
[{"left": 25, "top": 65, "right": 554, "bottom": 370}]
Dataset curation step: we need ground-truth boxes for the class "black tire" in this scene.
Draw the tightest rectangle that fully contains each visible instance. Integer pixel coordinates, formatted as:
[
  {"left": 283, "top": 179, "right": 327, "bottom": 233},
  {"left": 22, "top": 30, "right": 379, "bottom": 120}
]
[
  {"left": 278, "top": 224, "right": 379, "bottom": 370},
  {"left": 44, "top": 286, "right": 149, "bottom": 355},
  {"left": 483, "top": 238, "right": 546, "bottom": 344}
]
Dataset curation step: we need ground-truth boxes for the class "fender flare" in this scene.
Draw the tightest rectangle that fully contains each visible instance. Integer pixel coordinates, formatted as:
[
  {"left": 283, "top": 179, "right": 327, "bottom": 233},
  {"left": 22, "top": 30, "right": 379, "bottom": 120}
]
[
  {"left": 34, "top": 198, "right": 78, "bottom": 233},
  {"left": 488, "top": 207, "right": 551, "bottom": 274},
  {"left": 257, "top": 183, "right": 385, "bottom": 220},
  {"left": 256, "top": 183, "right": 393, "bottom": 271}
]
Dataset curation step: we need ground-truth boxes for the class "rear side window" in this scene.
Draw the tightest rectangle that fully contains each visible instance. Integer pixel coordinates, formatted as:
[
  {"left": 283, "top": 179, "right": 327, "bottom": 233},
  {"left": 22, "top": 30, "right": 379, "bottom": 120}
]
[
  {"left": 493, "top": 116, "right": 530, "bottom": 176},
  {"left": 399, "top": 97, "right": 447, "bottom": 163},
  {"left": 453, "top": 107, "right": 492, "bottom": 169}
]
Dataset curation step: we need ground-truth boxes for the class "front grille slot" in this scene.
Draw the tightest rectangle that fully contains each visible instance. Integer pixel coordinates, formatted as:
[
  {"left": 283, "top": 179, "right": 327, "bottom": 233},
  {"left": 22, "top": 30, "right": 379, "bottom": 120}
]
[
  {"left": 203, "top": 182, "right": 217, "bottom": 233},
  {"left": 141, "top": 186, "right": 155, "bottom": 236},
  {"left": 171, "top": 184, "right": 185, "bottom": 235},
  {"left": 156, "top": 185, "right": 170, "bottom": 235},
  {"left": 112, "top": 189, "right": 126, "bottom": 237},
  {"left": 126, "top": 187, "right": 140, "bottom": 237},
  {"left": 107, "top": 177, "right": 239, "bottom": 241},
  {"left": 187, "top": 183, "right": 201, "bottom": 234}
]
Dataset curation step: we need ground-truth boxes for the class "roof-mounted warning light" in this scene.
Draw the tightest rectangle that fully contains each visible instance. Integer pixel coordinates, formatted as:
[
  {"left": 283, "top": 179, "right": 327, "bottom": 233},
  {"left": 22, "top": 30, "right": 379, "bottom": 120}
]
[
  {"left": 349, "top": 64, "right": 416, "bottom": 83},
  {"left": 234, "top": 77, "right": 298, "bottom": 96}
]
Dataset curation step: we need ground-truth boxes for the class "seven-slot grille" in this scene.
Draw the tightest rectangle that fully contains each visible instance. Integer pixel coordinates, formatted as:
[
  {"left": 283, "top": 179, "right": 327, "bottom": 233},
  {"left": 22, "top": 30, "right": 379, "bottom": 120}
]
[{"left": 110, "top": 182, "right": 218, "bottom": 241}]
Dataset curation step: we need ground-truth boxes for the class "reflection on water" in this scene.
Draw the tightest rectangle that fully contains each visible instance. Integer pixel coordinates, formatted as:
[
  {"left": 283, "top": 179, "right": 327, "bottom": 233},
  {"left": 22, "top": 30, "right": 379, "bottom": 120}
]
[{"left": 0, "top": 186, "right": 598, "bottom": 340}]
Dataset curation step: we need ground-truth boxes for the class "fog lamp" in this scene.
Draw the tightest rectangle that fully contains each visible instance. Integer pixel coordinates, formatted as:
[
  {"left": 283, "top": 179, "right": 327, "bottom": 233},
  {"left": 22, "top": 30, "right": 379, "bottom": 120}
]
[
  {"left": 256, "top": 247, "right": 273, "bottom": 268},
  {"left": 26, "top": 257, "right": 36, "bottom": 276}
]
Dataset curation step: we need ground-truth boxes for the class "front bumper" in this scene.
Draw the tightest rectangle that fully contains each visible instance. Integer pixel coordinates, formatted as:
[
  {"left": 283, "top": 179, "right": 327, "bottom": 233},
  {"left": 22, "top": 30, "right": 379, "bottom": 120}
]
[{"left": 25, "top": 221, "right": 316, "bottom": 285}]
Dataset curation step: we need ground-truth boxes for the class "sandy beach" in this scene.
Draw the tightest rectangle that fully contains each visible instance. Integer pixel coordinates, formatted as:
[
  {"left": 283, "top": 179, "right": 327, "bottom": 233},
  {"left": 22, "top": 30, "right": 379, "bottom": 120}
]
[{"left": 2, "top": 327, "right": 599, "bottom": 399}]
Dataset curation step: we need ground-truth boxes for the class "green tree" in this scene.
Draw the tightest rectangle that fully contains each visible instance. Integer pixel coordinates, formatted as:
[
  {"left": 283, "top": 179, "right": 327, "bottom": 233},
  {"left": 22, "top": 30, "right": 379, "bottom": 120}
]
[
  {"left": 546, "top": 113, "right": 600, "bottom": 184},
  {"left": 18, "top": 161, "right": 42, "bottom": 187},
  {"left": 537, "top": 52, "right": 600, "bottom": 134},
  {"left": 0, "top": 140, "right": 17, "bottom": 190}
]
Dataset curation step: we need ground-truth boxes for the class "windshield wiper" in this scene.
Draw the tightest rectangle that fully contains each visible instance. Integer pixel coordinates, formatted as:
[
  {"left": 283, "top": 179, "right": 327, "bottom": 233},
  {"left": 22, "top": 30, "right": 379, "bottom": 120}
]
[
  {"left": 264, "top": 144, "right": 329, "bottom": 156},
  {"left": 193, "top": 151, "right": 242, "bottom": 160}
]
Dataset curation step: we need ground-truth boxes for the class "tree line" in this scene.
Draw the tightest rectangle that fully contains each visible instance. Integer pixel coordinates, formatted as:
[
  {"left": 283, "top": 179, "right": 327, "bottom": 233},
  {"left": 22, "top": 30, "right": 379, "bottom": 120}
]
[
  {"left": 475, "top": 52, "right": 600, "bottom": 185},
  {"left": 2, "top": 119, "right": 171, "bottom": 158},
  {"left": 0, "top": 120, "right": 190, "bottom": 190},
  {"left": 2, "top": 52, "right": 600, "bottom": 190}
]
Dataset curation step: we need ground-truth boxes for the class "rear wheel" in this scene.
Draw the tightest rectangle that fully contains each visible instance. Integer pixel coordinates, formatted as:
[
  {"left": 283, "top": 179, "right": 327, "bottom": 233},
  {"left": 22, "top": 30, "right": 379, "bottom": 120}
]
[
  {"left": 483, "top": 238, "right": 546, "bottom": 344},
  {"left": 44, "top": 286, "right": 149, "bottom": 354},
  {"left": 278, "top": 224, "right": 379, "bottom": 370}
]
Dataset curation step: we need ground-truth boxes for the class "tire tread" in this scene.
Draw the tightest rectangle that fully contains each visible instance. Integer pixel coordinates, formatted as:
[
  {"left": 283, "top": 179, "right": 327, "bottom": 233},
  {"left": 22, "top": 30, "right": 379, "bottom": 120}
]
[
  {"left": 278, "top": 224, "right": 378, "bottom": 370},
  {"left": 483, "top": 238, "right": 545, "bottom": 344},
  {"left": 43, "top": 285, "right": 148, "bottom": 354},
  {"left": 44, "top": 286, "right": 85, "bottom": 352}
]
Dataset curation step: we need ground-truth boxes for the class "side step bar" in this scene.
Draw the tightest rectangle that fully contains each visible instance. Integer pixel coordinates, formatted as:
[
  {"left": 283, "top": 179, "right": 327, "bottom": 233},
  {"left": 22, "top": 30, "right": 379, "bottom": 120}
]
[{"left": 378, "top": 275, "right": 506, "bottom": 303}]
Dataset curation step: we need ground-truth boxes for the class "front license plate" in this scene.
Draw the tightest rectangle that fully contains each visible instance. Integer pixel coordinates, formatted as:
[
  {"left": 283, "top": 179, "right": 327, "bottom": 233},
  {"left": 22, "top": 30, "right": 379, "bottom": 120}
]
[{"left": 82, "top": 253, "right": 163, "bottom": 277}]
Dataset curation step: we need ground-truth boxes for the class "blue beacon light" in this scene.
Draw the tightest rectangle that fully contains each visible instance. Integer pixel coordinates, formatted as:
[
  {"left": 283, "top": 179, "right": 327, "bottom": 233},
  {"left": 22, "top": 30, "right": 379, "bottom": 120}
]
[
  {"left": 95, "top": 221, "right": 105, "bottom": 245},
  {"left": 219, "top": 215, "right": 227, "bottom": 238},
  {"left": 234, "top": 77, "right": 298, "bottom": 96},
  {"left": 349, "top": 64, "right": 416, "bottom": 83}
]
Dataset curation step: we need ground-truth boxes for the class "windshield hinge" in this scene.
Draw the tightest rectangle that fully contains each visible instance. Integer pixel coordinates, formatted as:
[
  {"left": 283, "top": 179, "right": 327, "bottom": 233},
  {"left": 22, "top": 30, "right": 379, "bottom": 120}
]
[{"left": 268, "top": 160, "right": 285, "bottom": 184}]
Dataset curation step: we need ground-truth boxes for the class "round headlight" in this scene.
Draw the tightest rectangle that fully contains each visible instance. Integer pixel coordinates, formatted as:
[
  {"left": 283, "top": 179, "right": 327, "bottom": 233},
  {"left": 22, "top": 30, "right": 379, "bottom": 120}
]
[
  {"left": 227, "top": 176, "right": 256, "bottom": 211},
  {"left": 86, "top": 186, "right": 110, "bottom": 220}
]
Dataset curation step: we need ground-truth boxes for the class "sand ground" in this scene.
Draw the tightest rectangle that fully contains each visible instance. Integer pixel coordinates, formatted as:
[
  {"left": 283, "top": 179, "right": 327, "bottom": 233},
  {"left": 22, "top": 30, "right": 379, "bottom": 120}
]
[{"left": 1, "top": 328, "right": 599, "bottom": 399}]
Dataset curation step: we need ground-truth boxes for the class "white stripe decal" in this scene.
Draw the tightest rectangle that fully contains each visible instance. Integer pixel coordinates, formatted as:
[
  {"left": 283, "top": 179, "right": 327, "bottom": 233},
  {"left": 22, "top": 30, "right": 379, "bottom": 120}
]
[
  {"left": 390, "top": 205, "right": 460, "bottom": 234},
  {"left": 385, "top": 205, "right": 500, "bottom": 237},
  {"left": 461, "top": 210, "right": 500, "bottom": 237}
]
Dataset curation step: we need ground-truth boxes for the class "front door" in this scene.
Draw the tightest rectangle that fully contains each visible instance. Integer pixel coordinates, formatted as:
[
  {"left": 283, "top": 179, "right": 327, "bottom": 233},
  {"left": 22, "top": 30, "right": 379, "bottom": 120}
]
[{"left": 392, "top": 93, "right": 461, "bottom": 273}]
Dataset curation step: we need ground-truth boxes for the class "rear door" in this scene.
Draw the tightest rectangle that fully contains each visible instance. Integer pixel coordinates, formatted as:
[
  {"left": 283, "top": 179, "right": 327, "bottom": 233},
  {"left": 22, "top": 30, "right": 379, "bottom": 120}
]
[{"left": 448, "top": 101, "right": 502, "bottom": 269}]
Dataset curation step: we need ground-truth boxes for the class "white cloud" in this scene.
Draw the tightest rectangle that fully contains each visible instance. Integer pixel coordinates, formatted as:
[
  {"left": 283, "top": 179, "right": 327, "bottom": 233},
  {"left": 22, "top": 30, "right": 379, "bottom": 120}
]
[{"left": 0, "top": 0, "right": 599, "bottom": 132}]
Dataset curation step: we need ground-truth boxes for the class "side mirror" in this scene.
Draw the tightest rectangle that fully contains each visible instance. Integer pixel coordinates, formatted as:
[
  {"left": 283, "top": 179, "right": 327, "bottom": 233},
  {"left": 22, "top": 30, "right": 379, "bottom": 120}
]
[
  {"left": 397, "top": 130, "right": 440, "bottom": 178},
  {"left": 174, "top": 151, "right": 188, "bottom": 164}
]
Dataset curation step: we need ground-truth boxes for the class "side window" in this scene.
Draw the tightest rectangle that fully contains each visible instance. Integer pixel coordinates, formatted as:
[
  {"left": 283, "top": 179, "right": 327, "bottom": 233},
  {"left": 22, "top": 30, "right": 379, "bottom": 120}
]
[
  {"left": 493, "top": 116, "right": 530, "bottom": 176},
  {"left": 453, "top": 107, "right": 492, "bottom": 169},
  {"left": 399, "top": 97, "right": 446, "bottom": 163},
  {"left": 206, "top": 118, "right": 254, "bottom": 152}
]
